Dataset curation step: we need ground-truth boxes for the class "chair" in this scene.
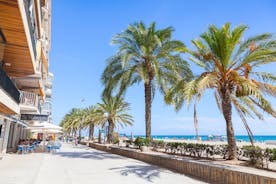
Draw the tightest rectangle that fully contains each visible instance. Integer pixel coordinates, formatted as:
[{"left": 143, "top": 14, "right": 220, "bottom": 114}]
[
  {"left": 17, "top": 145, "right": 26, "bottom": 154},
  {"left": 26, "top": 145, "right": 35, "bottom": 153},
  {"left": 52, "top": 145, "right": 61, "bottom": 152},
  {"left": 47, "top": 145, "right": 53, "bottom": 152}
]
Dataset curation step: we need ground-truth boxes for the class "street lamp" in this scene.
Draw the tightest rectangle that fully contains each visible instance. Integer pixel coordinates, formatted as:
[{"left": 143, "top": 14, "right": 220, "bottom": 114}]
[{"left": 78, "top": 98, "right": 85, "bottom": 143}]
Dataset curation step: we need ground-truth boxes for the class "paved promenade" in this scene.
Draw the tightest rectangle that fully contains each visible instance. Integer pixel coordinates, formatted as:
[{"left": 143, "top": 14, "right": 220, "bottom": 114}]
[{"left": 0, "top": 143, "right": 206, "bottom": 184}]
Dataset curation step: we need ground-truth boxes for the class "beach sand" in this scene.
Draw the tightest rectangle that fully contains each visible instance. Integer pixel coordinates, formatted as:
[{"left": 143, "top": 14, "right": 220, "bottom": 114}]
[{"left": 154, "top": 138, "right": 276, "bottom": 149}]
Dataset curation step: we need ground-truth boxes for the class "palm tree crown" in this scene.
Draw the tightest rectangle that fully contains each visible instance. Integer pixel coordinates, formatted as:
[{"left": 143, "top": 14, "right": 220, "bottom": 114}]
[
  {"left": 167, "top": 23, "right": 276, "bottom": 160},
  {"left": 102, "top": 21, "right": 192, "bottom": 138},
  {"left": 94, "top": 95, "right": 133, "bottom": 143},
  {"left": 60, "top": 108, "right": 84, "bottom": 136}
]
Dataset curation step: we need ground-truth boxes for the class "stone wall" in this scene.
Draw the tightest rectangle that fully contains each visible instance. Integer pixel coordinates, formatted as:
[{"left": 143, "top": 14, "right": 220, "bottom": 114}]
[{"left": 81, "top": 142, "right": 276, "bottom": 184}]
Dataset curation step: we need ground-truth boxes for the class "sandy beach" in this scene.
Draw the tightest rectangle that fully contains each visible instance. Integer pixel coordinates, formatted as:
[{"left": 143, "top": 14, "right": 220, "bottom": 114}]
[{"left": 154, "top": 138, "right": 276, "bottom": 149}]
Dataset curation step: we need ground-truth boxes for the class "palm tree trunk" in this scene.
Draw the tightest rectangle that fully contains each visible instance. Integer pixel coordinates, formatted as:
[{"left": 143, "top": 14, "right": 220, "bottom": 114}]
[
  {"left": 194, "top": 103, "right": 199, "bottom": 140},
  {"left": 78, "top": 128, "right": 82, "bottom": 142},
  {"left": 89, "top": 123, "right": 95, "bottom": 141},
  {"left": 144, "top": 81, "right": 152, "bottom": 139},
  {"left": 107, "top": 119, "right": 114, "bottom": 143},
  {"left": 221, "top": 87, "right": 237, "bottom": 160}
]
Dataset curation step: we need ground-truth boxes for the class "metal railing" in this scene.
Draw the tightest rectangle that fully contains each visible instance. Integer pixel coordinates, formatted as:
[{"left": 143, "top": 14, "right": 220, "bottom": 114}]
[
  {"left": 40, "top": 101, "right": 51, "bottom": 115},
  {"left": 0, "top": 66, "right": 20, "bottom": 103},
  {"left": 19, "top": 90, "right": 38, "bottom": 107}
]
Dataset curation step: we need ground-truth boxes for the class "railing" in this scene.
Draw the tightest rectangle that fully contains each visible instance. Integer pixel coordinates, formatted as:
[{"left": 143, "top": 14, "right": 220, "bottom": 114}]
[
  {"left": 0, "top": 66, "right": 20, "bottom": 103},
  {"left": 45, "top": 77, "right": 52, "bottom": 88},
  {"left": 45, "top": 88, "right": 52, "bottom": 97},
  {"left": 40, "top": 103, "right": 51, "bottom": 115},
  {"left": 24, "top": 0, "right": 37, "bottom": 58},
  {"left": 19, "top": 90, "right": 38, "bottom": 107}
]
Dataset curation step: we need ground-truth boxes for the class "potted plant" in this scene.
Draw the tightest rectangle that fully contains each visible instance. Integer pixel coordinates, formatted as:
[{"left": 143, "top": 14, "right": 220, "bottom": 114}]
[{"left": 134, "top": 137, "right": 150, "bottom": 152}]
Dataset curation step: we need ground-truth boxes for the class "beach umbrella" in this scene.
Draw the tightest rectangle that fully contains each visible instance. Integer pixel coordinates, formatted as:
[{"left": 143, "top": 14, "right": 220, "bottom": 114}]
[
  {"left": 30, "top": 129, "right": 63, "bottom": 134},
  {"left": 27, "top": 122, "right": 62, "bottom": 130},
  {"left": 26, "top": 123, "right": 63, "bottom": 151}
]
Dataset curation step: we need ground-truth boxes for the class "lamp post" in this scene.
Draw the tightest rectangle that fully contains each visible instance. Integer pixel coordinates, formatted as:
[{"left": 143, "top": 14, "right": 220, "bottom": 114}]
[
  {"left": 104, "top": 113, "right": 108, "bottom": 144},
  {"left": 78, "top": 98, "right": 85, "bottom": 143}
]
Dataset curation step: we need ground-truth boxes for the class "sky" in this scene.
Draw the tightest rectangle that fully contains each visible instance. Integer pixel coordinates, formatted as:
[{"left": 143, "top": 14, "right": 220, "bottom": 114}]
[{"left": 50, "top": 0, "right": 276, "bottom": 136}]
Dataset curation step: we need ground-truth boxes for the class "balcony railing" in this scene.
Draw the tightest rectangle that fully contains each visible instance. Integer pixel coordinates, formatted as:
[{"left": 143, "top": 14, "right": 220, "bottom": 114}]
[
  {"left": 0, "top": 66, "right": 20, "bottom": 103},
  {"left": 40, "top": 102, "right": 51, "bottom": 115},
  {"left": 19, "top": 90, "right": 38, "bottom": 107},
  {"left": 24, "top": 0, "right": 37, "bottom": 59}
]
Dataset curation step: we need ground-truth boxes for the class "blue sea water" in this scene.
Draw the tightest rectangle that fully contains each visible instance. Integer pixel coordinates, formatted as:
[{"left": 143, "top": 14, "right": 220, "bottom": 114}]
[{"left": 132, "top": 135, "right": 276, "bottom": 142}]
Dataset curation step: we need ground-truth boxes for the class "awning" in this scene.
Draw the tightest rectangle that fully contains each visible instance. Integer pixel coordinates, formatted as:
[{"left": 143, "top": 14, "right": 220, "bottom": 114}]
[
  {"left": 2, "top": 114, "right": 28, "bottom": 127},
  {"left": 30, "top": 129, "right": 62, "bottom": 134},
  {"left": 26, "top": 122, "right": 62, "bottom": 131}
]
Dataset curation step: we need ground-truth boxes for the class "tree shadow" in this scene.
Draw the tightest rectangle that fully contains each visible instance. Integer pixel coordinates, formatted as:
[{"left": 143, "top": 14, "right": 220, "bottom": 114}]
[
  {"left": 110, "top": 165, "right": 161, "bottom": 182},
  {"left": 54, "top": 151, "right": 124, "bottom": 160}
]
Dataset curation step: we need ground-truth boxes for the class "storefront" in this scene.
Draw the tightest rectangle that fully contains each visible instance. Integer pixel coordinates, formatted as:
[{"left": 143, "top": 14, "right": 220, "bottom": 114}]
[{"left": 0, "top": 115, "right": 28, "bottom": 153}]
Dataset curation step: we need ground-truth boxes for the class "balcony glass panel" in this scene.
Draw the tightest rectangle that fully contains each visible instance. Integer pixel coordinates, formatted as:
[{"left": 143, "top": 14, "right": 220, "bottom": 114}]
[{"left": 0, "top": 66, "right": 20, "bottom": 103}]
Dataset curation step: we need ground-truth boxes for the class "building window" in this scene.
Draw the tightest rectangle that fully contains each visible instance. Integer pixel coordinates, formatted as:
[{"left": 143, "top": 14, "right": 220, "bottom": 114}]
[{"left": 0, "top": 124, "right": 2, "bottom": 138}]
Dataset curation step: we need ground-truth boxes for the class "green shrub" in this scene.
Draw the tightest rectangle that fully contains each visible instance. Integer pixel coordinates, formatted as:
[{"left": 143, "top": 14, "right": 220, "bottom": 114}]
[
  {"left": 125, "top": 140, "right": 133, "bottom": 144},
  {"left": 113, "top": 137, "right": 119, "bottom": 144},
  {"left": 112, "top": 133, "right": 119, "bottom": 144},
  {"left": 242, "top": 146, "right": 270, "bottom": 168},
  {"left": 150, "top": 140, "right": 165, "bottom": 149},
  {"left": 125, "top": 139, "right": 133, "bottom": 147},
  {"left": 132, "top": 139, "right": 276, "bottom": 168},
  {"left": 265, "top": 148, "right": 276, "bottom": 162},
  {"left": 134, "top": 137, "right": 150, "bottom": 148}
]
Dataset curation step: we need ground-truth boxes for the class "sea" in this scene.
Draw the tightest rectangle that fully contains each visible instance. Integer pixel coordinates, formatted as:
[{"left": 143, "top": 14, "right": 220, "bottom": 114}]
[{"left": 131, "top": 135, "right": 276, "bottom": 142}]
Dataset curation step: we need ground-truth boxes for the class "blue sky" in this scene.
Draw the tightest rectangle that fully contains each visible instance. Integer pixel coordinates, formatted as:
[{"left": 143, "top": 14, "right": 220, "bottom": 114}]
[{"left": 50, "top": 0, "right": 276, "bottom": 136}]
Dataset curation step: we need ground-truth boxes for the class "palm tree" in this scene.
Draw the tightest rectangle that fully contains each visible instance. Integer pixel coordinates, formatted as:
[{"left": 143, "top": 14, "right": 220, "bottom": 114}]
[
  {"left": 94, "top": 95, "right": 133, "bottom": 143},
  {"left": 166, "top": 23, "right": 276, "bottom": 160},
  {"left": 60, "top": 108, "right": 84, "bottom": 138},
  {"left": 102, "top": 22, "right": 192, "bottom": 139},
  {"left": 83, "top": 106, "right": 97, "bottom": 141}
]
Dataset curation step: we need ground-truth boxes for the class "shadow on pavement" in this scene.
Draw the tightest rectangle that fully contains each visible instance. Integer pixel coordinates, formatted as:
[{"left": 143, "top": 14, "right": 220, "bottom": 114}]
[
  {"left": 54, "top": 151, "right": 124, "bottom": 160},
  {"left": 110, "top": 165, "right": 161, "bottom": 182}
]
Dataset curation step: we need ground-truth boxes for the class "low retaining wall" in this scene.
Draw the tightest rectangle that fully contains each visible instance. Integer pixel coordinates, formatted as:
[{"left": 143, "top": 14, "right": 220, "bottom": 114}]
[{"left": 80, "top": 142, "right": 276, "bottom": 184}]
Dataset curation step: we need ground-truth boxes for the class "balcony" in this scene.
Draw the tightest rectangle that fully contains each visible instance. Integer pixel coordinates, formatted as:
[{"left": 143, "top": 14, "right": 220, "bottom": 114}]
[
  {"left": 45, "top": 78, "right": 52, "bottom": 88},
  {"left": 0, "top": 65, "right": 20, "bottom": 114},
  {"left": 0, "top": 0, "right": 37, "bottom": 76},
  {"left": 45, "top": 72, "right": 53, "bottom": 88},
  {"left": 45, "top": 88, "right": 52, "bottom": 97},
  {"left": 40, "top": 101, "right": 51, "bottom": 115},
  {"left": 19, "top": 90, "right": 40, "bottom": 114}
]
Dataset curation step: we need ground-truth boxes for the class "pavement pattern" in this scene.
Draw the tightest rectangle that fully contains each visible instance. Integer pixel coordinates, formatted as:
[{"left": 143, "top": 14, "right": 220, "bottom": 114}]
[{"left": 0, "top": 143, "right": 207, "bottom": 184}]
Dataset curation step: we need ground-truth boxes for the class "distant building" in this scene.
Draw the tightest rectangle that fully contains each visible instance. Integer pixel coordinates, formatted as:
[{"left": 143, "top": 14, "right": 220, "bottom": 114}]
[{"left": 0, "top": 0, "right": 53, "bottom": 153}]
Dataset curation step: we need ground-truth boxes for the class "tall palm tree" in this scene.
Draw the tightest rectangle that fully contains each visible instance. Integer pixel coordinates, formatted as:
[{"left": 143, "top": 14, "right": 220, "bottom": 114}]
[
  {"left": 94, "top": 95, "right": 133, "bottom": 143},
  {"left": 83, "top": 106, "right": 97, "bottom": 141},
  {"left": 166, "top": 23, "right": 276, "bottom": 160},
  {"left": 102, "top": 22, "right": 192, "bottom": 139}
]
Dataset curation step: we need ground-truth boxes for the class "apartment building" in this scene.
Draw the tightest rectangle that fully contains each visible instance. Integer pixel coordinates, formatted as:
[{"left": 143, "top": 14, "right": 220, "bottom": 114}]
[{"left": 0, "top": 0, "right": 52, "bottom": 153}]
